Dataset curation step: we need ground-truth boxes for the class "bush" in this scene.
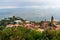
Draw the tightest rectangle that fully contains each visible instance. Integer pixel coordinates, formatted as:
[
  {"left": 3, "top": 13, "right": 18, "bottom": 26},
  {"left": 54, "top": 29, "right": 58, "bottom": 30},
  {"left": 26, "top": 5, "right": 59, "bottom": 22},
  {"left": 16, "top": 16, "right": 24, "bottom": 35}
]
[{"left": 0, "top": 26, "right": 60, "bottom": 40}]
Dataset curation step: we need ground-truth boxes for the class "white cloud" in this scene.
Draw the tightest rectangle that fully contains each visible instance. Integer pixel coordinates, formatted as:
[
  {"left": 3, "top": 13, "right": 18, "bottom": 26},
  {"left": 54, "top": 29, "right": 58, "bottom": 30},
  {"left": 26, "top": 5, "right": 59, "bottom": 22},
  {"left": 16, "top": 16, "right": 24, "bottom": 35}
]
[
  {"left": 0, "top": 0, "right": 60, "bottom": 8},
  {"left": 0, "top": 6, "right": 17, "bottom": 9},
  {"left": 18, "top": 5, "right": 60, "bottom": 9},
  {"left": 20, "top": 0, "right": 60, "bottom": 2},
  {"left": 0, "top": 5, "right": 60, "bottom": 9},
  {"left": 1, "top": 0, "right": 60, "bottom": 2}
]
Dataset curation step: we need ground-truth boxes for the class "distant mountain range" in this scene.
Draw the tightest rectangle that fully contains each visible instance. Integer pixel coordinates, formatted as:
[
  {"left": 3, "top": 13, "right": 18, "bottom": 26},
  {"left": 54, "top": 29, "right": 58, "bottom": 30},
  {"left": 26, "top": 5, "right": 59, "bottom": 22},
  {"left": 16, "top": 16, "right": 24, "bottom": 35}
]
[{"left": 0, "top": 8, "right": 60, "bottom": 22}]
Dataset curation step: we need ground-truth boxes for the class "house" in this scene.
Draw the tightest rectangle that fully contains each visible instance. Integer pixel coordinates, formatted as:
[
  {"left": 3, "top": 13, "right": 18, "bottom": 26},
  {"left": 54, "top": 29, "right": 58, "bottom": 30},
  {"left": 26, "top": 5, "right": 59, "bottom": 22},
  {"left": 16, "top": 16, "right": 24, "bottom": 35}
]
[
  {"left": 6, "top": 24, "right": 21, "bottom": 28},
  {"left": 6, "top": 24, "right": 14, "bottom": 28},
  {"left": 55, "top": 25, "right": 60, "bottom": 30},
  {"left": 25, "top": 21, "right": 30, "bottom": 23},
  {"left": 15, "top": 20, "right": 22, "bottom": 24}
]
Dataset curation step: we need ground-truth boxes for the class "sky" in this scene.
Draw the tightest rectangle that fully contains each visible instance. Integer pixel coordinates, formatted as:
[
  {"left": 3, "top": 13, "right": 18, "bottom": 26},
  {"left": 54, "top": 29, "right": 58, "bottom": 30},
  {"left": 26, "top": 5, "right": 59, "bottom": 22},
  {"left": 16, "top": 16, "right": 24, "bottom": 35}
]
[
  {"left": 0, "top": 0, "right": 60, "bottom": 21},
  {"left": 0, "top": 0, "right": 60, "bottom": 9}
]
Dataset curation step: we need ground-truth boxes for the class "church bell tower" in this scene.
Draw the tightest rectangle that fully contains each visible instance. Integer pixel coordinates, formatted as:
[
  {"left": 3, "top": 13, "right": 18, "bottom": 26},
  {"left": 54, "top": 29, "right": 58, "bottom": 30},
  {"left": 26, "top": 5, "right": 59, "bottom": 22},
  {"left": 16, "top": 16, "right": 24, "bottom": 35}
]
[{"left": 51, "top": 16, "right": 54, "bottom": 25}]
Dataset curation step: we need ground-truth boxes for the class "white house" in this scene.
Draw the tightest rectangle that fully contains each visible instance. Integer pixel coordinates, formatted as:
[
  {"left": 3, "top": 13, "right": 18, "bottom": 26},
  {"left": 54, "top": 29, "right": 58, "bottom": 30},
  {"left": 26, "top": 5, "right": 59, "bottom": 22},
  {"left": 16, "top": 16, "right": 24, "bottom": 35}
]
[{"left": 15, "top": 20, "right": 22, "bottom": 23}]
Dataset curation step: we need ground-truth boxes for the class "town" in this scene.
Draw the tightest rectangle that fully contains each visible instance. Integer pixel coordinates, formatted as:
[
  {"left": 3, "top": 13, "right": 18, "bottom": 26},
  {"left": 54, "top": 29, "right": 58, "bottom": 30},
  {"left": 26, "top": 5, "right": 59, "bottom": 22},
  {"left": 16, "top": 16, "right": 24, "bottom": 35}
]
[
  {"left": 0, "top": 16, "right": 60, "bottom": 40},
  {"left": 0, "top": 16, "right": 60, "bottom": 32}
]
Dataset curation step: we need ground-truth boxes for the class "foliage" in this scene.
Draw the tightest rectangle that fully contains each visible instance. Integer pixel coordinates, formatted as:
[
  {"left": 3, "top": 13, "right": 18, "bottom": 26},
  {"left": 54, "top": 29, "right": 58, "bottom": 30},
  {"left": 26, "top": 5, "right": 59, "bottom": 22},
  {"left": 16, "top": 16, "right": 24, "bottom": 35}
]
[
  {"left": 0, "top": 26, "right": 5, "bottom": 30},
  {"left": 0, "top": 27, "right": 60, "bottom": 40}
]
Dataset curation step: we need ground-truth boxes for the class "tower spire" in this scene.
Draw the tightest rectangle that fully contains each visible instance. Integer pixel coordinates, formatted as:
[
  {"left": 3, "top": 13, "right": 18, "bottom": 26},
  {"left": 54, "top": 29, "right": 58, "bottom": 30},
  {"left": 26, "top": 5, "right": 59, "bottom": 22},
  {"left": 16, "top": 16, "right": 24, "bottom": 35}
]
[{"left": 51, "top": 16, "right": 54, "bottom": 25}]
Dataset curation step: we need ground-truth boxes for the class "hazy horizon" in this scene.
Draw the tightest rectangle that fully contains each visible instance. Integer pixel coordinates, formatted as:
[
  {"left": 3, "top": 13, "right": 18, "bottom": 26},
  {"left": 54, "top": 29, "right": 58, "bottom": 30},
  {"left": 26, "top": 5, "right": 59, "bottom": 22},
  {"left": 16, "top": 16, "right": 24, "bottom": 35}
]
[{"left": 0, "top": 0, "right": 60, "bottom": 22}]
